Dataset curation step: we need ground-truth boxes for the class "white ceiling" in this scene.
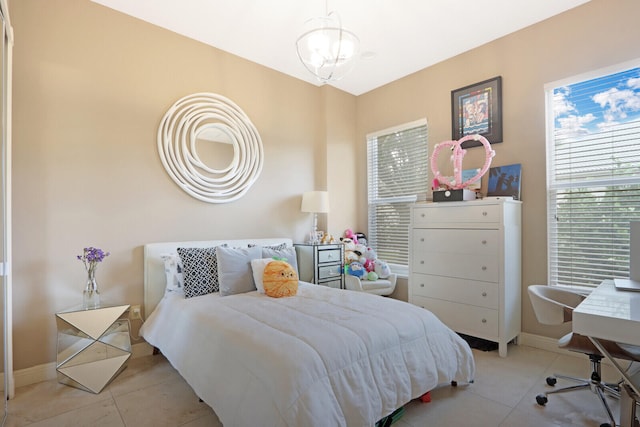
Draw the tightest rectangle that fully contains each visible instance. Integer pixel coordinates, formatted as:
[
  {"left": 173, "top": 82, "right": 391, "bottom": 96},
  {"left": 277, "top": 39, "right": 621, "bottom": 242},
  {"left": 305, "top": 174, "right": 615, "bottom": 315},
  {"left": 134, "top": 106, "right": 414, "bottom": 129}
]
[{"left": 91, "top": 0, "right": 591, "bottom": 96}]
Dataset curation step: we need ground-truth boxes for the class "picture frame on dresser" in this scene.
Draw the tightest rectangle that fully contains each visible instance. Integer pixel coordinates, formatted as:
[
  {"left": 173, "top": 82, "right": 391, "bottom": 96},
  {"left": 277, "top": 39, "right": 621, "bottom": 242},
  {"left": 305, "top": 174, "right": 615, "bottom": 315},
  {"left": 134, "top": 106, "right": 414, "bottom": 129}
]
[{"left": 487, "top": 163, "right": 522, "bottom": 200}]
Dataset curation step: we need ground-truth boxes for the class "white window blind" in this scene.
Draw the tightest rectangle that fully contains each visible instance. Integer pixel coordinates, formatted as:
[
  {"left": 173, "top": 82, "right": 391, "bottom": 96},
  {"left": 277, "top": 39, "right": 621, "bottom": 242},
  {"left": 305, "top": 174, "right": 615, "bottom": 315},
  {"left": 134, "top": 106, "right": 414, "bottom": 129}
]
[
  {"left": 367, "top": 119, "right": 428, "bottom": 272},
  {"left": 546, "top": 62, "right": 640, "bottom": 289}
]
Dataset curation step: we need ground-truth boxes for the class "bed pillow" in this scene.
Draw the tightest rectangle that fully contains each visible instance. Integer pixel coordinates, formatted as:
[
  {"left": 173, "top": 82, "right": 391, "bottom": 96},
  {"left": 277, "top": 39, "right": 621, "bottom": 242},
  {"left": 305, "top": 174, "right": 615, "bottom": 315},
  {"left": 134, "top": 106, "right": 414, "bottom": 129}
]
[
  {"left": 263, "top": 260, "right": 298, "bottom": 298},
  {"left": 160, "top": 253, "right": 184, "bottom": 296},
  {"left": 251, "top": 258, "right": 274, "bottom": 294},
  {"left": 262, "top": 245, "right": 298, "bottom": 276},
  {"left": 177, "top": 245, "right": 226, "bottom": 298},
  {"left": 217, "top": 245, "right": 262, "bottom": 296}
]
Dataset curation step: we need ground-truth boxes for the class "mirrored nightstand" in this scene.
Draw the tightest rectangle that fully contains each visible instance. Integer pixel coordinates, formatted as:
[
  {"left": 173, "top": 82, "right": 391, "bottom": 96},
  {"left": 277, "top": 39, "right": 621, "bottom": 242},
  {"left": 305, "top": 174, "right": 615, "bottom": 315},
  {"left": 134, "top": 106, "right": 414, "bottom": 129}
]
[{"left": 56, "top": 304, "right": 131, "bottom": 393}]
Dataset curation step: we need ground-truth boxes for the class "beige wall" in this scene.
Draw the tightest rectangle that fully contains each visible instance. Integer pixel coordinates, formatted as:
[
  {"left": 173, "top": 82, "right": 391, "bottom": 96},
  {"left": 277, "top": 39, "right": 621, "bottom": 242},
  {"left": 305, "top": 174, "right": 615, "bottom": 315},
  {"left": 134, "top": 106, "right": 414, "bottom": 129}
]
[
  {"left": 10, "top": 0, "right": 640, "bottom": 371},
  {"left": 356, "top": 0, "right": 640, "bottom": 339},
  {"left": 11, "top": 0, "right": 357, "bottom": 370}
]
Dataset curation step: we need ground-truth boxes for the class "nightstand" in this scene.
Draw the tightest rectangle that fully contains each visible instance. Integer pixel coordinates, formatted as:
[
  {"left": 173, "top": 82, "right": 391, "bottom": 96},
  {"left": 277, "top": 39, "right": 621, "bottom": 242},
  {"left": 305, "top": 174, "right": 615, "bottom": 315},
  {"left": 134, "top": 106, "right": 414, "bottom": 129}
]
[
  {"left": 295, "top": 243, "right": 344, "bottom": 289},
  {"left": 56, "top": 304, "right": 131, "bottom": 393}
]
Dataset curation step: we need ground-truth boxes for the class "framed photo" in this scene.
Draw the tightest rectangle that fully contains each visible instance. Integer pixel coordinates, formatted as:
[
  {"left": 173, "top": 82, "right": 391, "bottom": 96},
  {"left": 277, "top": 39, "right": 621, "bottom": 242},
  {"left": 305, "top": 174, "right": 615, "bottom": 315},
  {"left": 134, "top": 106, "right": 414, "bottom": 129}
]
[
  {"left": 487, "top": 163, "right": 521, "bottom": 200},
  {"left": 451, "top": 76, "right": 503, "bottom": 148}
]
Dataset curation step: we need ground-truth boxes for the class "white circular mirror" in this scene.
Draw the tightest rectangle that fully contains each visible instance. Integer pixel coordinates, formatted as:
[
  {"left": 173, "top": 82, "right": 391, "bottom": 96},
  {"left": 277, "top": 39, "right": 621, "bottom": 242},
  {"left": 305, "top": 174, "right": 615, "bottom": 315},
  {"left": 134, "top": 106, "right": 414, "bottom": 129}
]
[{"left": 157, "top": 93, "right": 264, "bottom": 203}]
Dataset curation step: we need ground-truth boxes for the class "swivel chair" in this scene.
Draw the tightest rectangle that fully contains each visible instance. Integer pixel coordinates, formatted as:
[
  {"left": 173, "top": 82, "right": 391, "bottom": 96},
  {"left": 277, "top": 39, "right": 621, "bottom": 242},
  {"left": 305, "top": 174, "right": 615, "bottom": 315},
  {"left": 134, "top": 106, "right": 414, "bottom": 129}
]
[
  {"left": 528, "top": 285, "right": 640, "bottom": 427},
  {"left": 344, "top": 273, "right": 397, "bottom": 296}
]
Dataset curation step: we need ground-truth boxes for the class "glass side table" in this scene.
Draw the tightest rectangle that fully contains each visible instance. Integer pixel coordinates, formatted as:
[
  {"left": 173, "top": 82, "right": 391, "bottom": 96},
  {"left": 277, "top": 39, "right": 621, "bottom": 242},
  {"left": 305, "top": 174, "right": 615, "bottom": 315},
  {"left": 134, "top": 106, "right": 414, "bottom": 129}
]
[{"left": 56, "top": 303, "right": 131, "bottom": 393}]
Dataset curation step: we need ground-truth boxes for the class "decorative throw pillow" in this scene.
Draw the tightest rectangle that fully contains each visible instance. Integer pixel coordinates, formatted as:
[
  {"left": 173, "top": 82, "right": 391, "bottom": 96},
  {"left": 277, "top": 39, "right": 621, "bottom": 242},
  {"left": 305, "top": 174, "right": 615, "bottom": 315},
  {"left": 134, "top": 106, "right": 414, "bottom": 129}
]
[
  {"left": 264, "top": 242, "right": 288, "bottom": 251},
  {"left": 161, "top": 254, "right": 184, "bottom": 296},
  {"left": 177, "top": 245, "right": 226, "bottom": 298},
  {"left": 251, "top": 258, "right": 276, "bottom": 294},
  {"left": 263, "top": 260, "right": 298, "bottom": 298},
  {"left": 262, "top": 245, "right": 298, "bottom": 276},
  {"left": 217, "top": 245, "right": 262, "bottom": 296}
]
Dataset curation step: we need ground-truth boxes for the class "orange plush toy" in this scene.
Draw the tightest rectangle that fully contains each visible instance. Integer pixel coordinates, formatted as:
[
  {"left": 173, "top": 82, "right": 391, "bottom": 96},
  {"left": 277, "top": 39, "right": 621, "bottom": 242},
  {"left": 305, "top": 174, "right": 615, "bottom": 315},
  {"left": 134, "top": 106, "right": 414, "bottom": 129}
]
[{"left": 263, "top": 260, "right": 298, "bottom": 298}]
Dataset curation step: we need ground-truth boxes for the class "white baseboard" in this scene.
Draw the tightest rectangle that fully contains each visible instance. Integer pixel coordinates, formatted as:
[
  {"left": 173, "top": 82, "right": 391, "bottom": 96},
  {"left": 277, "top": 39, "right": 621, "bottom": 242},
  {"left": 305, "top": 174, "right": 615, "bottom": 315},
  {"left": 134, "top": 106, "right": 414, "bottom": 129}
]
[{"left": 4, "top": 342, "right": 155, "bottom": 391}]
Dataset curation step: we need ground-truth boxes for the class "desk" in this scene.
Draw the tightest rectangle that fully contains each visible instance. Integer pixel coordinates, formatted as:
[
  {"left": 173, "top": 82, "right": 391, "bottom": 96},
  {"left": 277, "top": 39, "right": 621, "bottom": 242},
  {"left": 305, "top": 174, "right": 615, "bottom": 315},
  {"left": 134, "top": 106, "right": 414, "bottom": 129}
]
[{"left": 573, "top": 280, "right": 640, "bottom": 426}]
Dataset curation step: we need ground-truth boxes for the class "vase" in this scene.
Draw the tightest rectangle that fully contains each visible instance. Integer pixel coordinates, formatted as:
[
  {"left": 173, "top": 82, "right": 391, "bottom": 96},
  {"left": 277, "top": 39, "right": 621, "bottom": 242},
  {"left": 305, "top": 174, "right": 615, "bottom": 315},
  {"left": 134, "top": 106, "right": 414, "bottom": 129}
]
[{"left": 83, "top": 268, "right": 100, "bottom": 309}]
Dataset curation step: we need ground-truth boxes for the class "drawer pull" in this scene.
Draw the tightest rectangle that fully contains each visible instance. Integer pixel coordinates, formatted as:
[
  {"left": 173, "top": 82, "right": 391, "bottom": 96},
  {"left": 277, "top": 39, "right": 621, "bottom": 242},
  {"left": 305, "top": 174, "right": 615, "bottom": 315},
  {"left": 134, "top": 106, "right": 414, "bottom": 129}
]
[
  {"left": 481, "top": 318, "right": 487, "bottom": 323},
  {"left": 420, "top": 283, "right": 425, "bottom": 288},
  {"left": 420, "top": 238, "right": 425, "bottom": 242},
  {"left": 482, "top": 240, "right": 487, "bottom": 245},
  {"left": 482, "top": 266, "right": 487, "bottom": 271},
  {"left": 482, "top": 211, "right": 488, "bottom": 216},
  {"left": 421, "top": 213, "right": 425, "bottom": 218},
  {"left": 482, "top": 292, "right": 487, "bottom": 297},
  {"left": 420, "top": 260, "right": 425, "bottom": 264}
]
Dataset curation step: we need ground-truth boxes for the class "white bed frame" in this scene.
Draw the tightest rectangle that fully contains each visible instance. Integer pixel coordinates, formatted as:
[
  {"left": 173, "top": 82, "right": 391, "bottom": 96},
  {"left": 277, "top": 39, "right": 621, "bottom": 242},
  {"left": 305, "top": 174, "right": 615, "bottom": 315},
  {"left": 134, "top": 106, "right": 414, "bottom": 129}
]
[{"left": 143, "top": 237, "right": 293, "bottom": 317}]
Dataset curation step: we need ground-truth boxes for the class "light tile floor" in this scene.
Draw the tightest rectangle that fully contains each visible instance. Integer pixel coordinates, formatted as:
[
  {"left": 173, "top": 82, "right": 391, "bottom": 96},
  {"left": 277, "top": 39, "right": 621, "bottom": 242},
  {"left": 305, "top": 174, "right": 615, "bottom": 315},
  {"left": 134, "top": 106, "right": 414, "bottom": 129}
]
[{"left": 2, "top": 344, "right": 635, "bottom": 426}]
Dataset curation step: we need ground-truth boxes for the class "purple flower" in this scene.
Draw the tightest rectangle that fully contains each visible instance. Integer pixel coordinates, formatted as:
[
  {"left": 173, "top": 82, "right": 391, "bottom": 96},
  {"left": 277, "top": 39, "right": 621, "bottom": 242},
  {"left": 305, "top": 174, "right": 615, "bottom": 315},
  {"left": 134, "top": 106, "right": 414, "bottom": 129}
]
[{"left": 77, "top": 247, "right": 110, "bottom": 272}]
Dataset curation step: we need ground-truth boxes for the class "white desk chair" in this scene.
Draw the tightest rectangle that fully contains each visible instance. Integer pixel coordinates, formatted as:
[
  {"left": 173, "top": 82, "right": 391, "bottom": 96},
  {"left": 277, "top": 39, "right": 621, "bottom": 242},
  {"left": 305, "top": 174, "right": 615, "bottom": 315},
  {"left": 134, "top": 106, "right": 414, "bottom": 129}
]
[
  {"left": 528, "top": 285, "right": 640, "bottom": 427},
  {"left": 345, "top": 273, "right": 397, "bottom": 296}
]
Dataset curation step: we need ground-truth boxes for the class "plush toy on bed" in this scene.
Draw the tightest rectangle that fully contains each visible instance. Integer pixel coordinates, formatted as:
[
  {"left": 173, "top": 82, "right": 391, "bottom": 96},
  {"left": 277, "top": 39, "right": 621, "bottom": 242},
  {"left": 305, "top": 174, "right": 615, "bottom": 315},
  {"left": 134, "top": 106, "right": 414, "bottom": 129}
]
[{"left": 263, "top": 260, "right": 298, "bottom": 298}]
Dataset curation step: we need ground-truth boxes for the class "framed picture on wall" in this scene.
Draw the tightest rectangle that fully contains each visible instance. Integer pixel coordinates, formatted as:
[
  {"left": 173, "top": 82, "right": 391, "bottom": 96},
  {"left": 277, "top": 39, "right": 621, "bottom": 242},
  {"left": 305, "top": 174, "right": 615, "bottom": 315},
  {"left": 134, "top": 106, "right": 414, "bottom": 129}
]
[{"left": 451, "top": 76, "right": 503, "bottom": 148}]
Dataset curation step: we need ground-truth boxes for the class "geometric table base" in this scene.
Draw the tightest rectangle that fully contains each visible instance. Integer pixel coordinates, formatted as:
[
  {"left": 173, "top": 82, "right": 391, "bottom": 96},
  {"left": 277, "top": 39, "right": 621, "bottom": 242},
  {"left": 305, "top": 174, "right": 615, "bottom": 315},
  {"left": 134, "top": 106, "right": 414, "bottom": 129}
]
[
  {"left": 56, "top": 304, "right": 131, "bottom": 393},
  {"left": 58, "top": 353, "right": 130, "bottom": 393}
]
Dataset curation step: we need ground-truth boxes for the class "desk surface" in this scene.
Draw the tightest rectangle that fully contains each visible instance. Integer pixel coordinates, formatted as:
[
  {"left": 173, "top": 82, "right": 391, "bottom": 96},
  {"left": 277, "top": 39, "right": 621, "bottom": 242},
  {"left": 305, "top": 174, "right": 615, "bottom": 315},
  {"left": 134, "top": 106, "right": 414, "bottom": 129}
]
[{"left": 573, "top": 280, "right": 640, "bottom": 346}]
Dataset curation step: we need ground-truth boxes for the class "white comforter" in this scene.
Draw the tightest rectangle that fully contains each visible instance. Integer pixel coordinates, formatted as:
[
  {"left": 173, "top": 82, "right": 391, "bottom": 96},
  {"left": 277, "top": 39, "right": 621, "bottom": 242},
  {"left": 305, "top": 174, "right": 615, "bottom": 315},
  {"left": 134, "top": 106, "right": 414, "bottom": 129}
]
[{"left": 141, "top": 283, "right": 475, "bottom": 427}]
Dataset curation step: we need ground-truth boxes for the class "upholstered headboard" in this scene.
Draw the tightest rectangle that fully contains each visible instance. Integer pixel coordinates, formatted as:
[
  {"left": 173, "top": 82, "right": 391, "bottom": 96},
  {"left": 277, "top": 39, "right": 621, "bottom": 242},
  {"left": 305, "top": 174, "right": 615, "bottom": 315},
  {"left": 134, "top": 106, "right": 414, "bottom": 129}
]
[{"left": 143, "top": 237, "right": 294, "bottom": 317}]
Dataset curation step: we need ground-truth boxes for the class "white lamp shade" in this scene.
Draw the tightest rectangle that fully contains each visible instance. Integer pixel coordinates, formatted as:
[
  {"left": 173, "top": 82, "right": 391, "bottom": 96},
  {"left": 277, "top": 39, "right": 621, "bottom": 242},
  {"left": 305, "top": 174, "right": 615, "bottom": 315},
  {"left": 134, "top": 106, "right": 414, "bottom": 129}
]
[{"left": 301, "top": 191, "right": 330, "bottom": 213}]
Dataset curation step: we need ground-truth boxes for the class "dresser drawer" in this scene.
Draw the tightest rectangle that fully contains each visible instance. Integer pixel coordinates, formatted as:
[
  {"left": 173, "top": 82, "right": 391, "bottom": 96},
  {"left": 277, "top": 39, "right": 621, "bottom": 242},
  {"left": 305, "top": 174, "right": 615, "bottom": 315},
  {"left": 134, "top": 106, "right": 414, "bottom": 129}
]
[
  {"left": 412, "top": 251, "right": 498, "bottom": 282},
  {"left": 318, "top": 264, "right": 342, "bottom": 279},
  {"left": 411, "top": 296, "right": 499, "bottom": 339},
  {"left": 412, "top": 228, "right": 498, "bottom": 256},
  {"left": 318, "top": 248, "right": 342, "bottom": 264},
  {"left": 411, "top": 273, "right": 498, "bottom": 309},
  {"left": 413, "top": 204, "right": 501, "bottom": 226}
]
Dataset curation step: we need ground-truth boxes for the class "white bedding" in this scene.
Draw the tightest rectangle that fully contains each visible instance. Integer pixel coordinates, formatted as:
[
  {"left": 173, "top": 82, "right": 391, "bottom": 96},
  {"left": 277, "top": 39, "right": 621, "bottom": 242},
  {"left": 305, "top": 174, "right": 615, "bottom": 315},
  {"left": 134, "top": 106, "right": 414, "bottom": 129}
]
[{"left": 141, "top": 282, "right": 475, "bottom": 427}]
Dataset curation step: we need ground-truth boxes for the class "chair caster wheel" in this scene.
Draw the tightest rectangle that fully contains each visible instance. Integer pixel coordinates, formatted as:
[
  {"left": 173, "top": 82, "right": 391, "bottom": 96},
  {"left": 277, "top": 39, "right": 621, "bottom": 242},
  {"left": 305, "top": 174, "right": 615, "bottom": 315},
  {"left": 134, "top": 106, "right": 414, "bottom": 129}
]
[
  {"left": 536, "top": 394, "right": 548, "bottom": 406},
  {"left": 599, "top": 423, "right": 611, "bottom": 427},
  {"left": 451, "top": 381, "right": 457, "bottom": 387},
  {"left": 545, "top": 376, "right": 557, "bottom": 386}
]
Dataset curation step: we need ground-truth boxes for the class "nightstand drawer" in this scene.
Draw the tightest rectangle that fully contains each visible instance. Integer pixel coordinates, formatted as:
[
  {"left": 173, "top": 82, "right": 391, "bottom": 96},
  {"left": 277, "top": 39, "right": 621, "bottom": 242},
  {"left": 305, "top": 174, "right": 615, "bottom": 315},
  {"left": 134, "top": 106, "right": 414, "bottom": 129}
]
[
  {"left": 318, "top": 264, "right": 342, "bottom": 279},
  {"left": 318, "top": 248, "right": 341, "bottom": 264},
  {"left": 295, "top": 243, "right": 345, "bottom": 289},
  {"left": 318, "top": 279, "right": 342, "bottom": 289}
]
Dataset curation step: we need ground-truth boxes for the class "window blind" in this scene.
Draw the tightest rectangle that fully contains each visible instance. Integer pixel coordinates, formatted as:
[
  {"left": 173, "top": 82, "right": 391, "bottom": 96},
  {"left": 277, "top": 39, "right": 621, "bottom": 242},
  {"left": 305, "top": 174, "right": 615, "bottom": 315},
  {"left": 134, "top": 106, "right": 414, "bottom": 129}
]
[
  {"left": 367, "top": 120, "right": 428, "bottom": 271},
  {"left": 547, "top": 64, "right": 640, "bottom": 288}
]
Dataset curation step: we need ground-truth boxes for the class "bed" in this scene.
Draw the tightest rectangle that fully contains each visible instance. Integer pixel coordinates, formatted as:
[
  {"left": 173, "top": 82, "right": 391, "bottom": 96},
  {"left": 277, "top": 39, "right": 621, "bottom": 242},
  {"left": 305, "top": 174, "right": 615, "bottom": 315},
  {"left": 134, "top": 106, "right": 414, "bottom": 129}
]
[{"left": 140, "top": 238, "right": 475, "bottom": 427}]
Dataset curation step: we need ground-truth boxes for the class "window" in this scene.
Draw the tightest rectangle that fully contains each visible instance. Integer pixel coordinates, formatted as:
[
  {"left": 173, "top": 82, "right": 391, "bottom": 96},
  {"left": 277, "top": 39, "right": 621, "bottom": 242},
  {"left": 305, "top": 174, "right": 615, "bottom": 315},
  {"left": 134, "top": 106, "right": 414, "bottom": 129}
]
[
  {"left": 546, "top": 61, "right": 640, "bottom": 289},
  {"left": 367, "top": 119, "right": 428, "bottom": 275}
]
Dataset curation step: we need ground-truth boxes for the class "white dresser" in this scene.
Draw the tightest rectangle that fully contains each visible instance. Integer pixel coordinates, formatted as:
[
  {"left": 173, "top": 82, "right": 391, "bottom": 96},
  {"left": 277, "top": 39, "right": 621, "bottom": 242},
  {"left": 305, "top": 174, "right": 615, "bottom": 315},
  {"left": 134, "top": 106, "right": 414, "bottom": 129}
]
[{"left": 409, "top": 199, "right": 521, "bottom": 357}]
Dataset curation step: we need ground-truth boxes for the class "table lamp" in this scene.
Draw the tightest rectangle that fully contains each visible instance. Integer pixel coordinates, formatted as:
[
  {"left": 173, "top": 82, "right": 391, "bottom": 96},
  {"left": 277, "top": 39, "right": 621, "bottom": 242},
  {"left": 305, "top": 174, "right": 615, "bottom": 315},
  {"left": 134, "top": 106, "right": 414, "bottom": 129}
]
[{"left": 301, "top": 191, "right": 329, "bottom": 244}]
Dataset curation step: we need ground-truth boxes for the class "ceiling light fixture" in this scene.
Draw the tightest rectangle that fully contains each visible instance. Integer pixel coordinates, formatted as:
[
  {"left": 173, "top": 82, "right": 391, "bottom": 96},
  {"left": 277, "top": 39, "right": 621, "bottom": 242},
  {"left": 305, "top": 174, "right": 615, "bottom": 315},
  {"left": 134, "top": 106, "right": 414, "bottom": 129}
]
[{"left": 296, "top": 2, "right": 360, "bottom": 83}]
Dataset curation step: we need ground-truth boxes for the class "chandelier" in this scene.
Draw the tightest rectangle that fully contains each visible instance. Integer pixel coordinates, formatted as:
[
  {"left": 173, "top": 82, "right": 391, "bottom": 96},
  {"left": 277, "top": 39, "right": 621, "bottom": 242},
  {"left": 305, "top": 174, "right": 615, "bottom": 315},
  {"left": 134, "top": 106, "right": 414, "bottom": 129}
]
[{"left": 296, "top": 7, "right": 360, "bottom": 82}]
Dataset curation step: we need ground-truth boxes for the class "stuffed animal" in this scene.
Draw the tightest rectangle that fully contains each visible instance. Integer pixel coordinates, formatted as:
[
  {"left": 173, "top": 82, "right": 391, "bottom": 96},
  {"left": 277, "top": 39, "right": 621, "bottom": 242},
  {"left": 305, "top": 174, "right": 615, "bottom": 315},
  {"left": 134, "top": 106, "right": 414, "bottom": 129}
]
[
  {"left": 366, "top": 271, "right": 379, "bottom": 281},
  {"left": 321, "top": 233, "right": 336, "bottom": 244},
  {"left": 341, "top": 237, "right": 359, "bottom": 265},
  {"left": 374, "top": 260, "right": 391, "bottom": 279},
  {"left": 363, "top": 259, "right": 375, "bottom": 273},
  {"left": 347, "top": 261, "right": 365, "bottom": 278},
  {"left": 344, "top": 229, "right": 358, "bottom": 243},
  {"left": 263, "top": 260, "right": 298, "bottom": 298}
]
